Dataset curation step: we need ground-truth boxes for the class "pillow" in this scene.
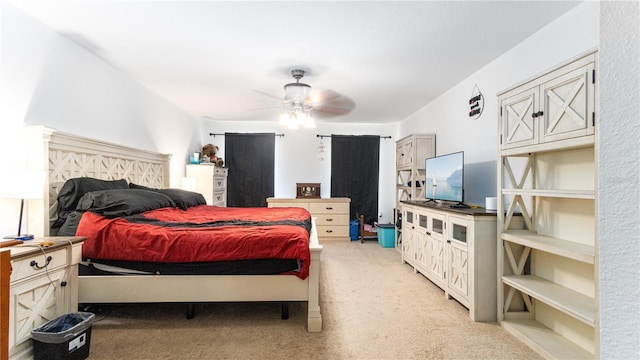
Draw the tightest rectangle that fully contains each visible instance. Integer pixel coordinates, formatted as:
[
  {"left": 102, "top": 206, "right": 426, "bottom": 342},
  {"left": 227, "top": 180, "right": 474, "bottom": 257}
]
[
  {"left": 128, "top": 182, "right": 158, "bottom": 191},
  {"left": 76, "top": 189, "right": 176, "bottom": 218},
  {"left": 129, "top": 183, "right": 206, "bottom": 210},
  {"left": 57, "top": 210, "right": 84, "bottom": 236},
  {"left": 53, "top": 178, "right": 129, "bottom": 228},
  {"left": 157, "top": 188, "right": 206, "bottom": 210}
]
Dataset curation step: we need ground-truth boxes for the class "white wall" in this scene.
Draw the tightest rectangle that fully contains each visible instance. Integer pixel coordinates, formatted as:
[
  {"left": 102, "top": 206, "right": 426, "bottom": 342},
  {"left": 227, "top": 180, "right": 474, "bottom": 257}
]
[
  {"left": 201, "top": 119, "right": 397, "bottom": 224},
  {"left": 598, "top": 1, "right": 640, "bottom": 358},
  {"left": 399, "top": 1, "right": 599, "bottom": 206},
  {"left": 0, "top": 3, "right": 200, "bottom": 236}
]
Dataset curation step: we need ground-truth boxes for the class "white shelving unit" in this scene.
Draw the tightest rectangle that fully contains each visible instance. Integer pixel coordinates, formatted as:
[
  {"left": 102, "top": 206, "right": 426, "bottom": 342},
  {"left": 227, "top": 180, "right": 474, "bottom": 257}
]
[
  {"left": 394, "top": 134, "right": 435, "bottom": 252},
  {"left": 497, "top": 50, "right": 598, "bottom": 359}
]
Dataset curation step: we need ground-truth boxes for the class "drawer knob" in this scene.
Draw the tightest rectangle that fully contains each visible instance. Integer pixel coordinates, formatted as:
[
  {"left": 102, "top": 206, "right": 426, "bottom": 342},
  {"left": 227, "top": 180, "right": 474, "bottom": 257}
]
[
  {"left": 326, "top": 218, "right": 333, "bottom": 222},
  {"left": 30, "top": 256, "right": 52, "bottom": 270},
  {"left": 325, "top": 230, "right": 333, "bottom": 233},
  {"left": 326, "top": 207, "right": 333, "bottom": 210}
]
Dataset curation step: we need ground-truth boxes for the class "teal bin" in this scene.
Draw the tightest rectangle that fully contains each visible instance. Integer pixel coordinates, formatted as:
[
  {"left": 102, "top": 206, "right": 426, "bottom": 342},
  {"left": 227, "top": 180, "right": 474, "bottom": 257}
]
[{"left": 377, "top": 224, "right": 395, "bottom": 248}]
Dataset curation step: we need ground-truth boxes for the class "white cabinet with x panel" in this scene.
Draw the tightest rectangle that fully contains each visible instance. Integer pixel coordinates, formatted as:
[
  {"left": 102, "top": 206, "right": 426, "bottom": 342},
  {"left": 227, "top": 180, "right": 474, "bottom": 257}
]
[
  {"left": 5, "top": 237, "right": 85, "bottom": 359},
  {"left": 497, "top": 50, "right": 598, "bottom": 359},
  {"left": 500, "top": 52, "right": 595, "bottom": 152}
]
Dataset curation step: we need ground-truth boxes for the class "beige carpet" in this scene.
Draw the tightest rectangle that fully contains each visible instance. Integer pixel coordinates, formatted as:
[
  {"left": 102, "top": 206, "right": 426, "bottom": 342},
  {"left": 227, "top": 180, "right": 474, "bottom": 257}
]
[{"left": 85, "top": 241, "right": 541, "bottom": 359}]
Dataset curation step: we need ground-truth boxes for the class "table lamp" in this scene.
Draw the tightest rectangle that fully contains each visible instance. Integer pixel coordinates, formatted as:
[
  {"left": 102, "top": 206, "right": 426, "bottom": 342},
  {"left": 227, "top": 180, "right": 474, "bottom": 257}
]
[{"left": 2, "top": 169, "right": 46, "bottom": 240}]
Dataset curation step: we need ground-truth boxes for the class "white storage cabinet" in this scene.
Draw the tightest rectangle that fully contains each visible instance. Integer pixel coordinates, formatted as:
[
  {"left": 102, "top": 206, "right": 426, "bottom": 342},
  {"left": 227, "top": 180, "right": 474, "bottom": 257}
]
[
  {"left": 6, "top": 237, "right": 85, "bottom": 359},
  {"left": 395, "top": 134, "right": 436, "bottom": 251},
  {"left": 401, "top": 202, "right": 503, "bottom": 322}
]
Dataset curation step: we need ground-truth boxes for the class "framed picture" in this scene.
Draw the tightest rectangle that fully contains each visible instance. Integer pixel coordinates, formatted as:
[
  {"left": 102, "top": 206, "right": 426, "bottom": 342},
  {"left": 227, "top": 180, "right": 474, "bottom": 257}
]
[{"left": 296, "top": 183, "right": 321, "bottom": 198}]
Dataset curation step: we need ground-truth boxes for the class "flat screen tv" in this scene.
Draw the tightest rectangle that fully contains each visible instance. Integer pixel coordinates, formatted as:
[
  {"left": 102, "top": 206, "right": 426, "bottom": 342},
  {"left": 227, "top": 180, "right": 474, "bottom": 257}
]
[{"left": 425, "top": 151, "right": 464, "bottom": 204}]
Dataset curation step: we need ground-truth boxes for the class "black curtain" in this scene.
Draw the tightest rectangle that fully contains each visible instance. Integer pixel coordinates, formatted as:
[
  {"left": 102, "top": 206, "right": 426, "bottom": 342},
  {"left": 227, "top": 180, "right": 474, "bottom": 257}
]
[
  {"left": 225, "top": 133, "right": 275, "bottom": 207},
  {"left": 330, "top": 135, "right": 380, "bottom": 225}
]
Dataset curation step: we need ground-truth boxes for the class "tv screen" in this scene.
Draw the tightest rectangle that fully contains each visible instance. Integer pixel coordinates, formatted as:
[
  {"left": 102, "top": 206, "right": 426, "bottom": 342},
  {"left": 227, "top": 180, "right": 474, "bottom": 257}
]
[{"left": 425, "top": 151, "right": 464, "bottom": 203}]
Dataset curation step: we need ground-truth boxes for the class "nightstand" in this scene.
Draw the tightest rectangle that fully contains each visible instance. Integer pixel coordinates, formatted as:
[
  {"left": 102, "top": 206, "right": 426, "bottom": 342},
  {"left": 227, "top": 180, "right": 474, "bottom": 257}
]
[{"left": 2, "top": 236, "right": 85, "bottom": 360}]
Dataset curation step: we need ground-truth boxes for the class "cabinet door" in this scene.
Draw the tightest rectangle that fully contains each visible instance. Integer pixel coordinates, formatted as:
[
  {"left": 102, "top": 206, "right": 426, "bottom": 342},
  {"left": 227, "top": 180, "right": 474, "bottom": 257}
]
[
  {"left": 415, "top": 212, "right": 429, "bottom": 270},
  {"left": 540, "top": 63, "right": 595, "bottom": 144},
  {"left": 10, "top": 269, "right": 67, "bottom": 355},
  {"left": 395, "top": 143, "right": 405, "bottom": 167},
  {"left": 396, "top": 140, "right": 413, "bottom": 167},
  {"left": 501, "top": 87, "right": 538, "bottom": 149},
  {"left": 402, "top": 208, "right": 416, "bottom": 264},
  {"left": 447, "top": 216, "right": 470, "bottom": 299},
  {"left": 425, "top": 213, "right": 446, "bottom": 282}
]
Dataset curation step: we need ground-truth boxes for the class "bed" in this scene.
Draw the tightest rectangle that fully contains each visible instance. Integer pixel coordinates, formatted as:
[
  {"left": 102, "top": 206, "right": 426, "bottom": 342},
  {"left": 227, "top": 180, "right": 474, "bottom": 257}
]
[
  {"left": 358, "top": 214, "right": 378, "bottom": 243},
  {"left": 25, "top": 126, "right": 322, "bottom": 332}
]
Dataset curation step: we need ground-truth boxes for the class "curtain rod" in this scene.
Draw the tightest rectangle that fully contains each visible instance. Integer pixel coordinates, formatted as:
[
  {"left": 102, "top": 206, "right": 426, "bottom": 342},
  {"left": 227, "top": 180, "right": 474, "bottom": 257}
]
[
  {"left": 209, "top": 133, "right": 285, "bottom": 137},
  {"left": 316, "top": 134, "right": 392, "bottom": 139}
]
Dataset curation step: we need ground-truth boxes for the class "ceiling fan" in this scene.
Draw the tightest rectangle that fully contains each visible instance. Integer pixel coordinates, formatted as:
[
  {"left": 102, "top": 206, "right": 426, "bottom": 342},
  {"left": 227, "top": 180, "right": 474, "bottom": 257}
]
[{"left": 252, "top": 69, "right": 355, "bottom": 128}]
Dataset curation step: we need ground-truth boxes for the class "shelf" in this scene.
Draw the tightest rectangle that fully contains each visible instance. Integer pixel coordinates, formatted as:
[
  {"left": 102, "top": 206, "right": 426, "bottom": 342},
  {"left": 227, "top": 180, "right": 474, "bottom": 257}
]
[
  {"left": 502, "top": 230, "right": 594, "bottom": 264},
  {"left": 501, "top": 188, "right": 594, "bottom": 199},
  {"left": 501, "top": 319, "right": 593, "bottom": 359},
  {"left": 501, "top": 134, "right": 594, "bottom": 156},
  {"left": 502, "top": 275, "right": 595, "bottom": 326}
]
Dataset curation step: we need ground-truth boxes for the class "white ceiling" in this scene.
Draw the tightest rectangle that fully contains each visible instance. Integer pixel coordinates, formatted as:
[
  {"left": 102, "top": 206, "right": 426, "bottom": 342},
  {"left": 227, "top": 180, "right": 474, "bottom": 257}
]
[{"left": 10, "top": 1, "right": 582, "bottom": 124}]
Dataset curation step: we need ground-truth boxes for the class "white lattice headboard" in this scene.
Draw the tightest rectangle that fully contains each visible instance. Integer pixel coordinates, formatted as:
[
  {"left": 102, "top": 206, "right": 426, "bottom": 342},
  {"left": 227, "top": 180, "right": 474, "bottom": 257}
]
[{"left": 24, "top": 126, "right": 171, "bottom": 236}]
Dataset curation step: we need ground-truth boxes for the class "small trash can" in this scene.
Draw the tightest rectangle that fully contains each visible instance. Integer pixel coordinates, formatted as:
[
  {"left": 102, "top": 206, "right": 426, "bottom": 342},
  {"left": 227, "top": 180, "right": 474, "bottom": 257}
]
[
  {"left": 349, "top": 219, "right": 359, "bottom": 241},
  {"left": 31, "top": 312, "right": 95, "bottom": 360}
]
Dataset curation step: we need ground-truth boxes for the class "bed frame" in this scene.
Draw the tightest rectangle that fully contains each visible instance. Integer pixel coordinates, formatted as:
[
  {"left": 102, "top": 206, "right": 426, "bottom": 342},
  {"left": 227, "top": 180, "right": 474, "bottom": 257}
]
[{"left": 25, "top": 126, "right": 322, "bottom": 332}]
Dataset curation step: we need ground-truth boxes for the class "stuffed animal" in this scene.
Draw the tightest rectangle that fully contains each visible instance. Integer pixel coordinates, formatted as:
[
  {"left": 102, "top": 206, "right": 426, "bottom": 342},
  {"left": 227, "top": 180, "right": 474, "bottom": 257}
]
[{"left": 202, "top": 144, "right": 224, "bottom": 166}]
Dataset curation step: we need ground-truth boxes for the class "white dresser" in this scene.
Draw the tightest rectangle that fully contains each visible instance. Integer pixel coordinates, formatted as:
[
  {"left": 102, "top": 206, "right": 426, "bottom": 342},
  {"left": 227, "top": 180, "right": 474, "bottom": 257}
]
[
  {"left": 186, "top": 164, "right": 228, "bottom": 207},
  {"left": 2, "top": 237, "right": 85, "bottom": 359},
  {"left": 267, "top": 198, "right": 351, "bottom": 241}
]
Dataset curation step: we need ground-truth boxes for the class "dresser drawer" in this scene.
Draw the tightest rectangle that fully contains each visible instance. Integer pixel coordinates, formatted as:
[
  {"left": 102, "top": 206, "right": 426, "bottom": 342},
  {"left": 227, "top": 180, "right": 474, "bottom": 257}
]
[
  {"left": 213, "top": 176, "right": 226, "bottom": 189},
  {"left": 268, "top": 202, "right": 310, "bottom": 211},
  {"left": 309, "top": 202, "right": 349, "bottom": 215},
  {"left": 316, "top": 225, "right": 349, "bottom": 238},
  {"left": 11, "top": 248, "right": 67, "bottom": 283},
  {"left": 214, "top": 167, "right": 228, "bottom": 176},
  {"left": 212, "top": 200, "right": 226, "bottom": 207},
  {"left": 314, "top": 214, "right": 349, "bottom": 226},
  {"left": 212, "top": 192, "right": 226, "bottom": 204}
]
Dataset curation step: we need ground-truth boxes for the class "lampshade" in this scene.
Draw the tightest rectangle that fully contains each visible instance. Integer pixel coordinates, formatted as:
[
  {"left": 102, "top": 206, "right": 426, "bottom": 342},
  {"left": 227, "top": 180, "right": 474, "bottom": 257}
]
[
  {"left": 1, "top": 169, "right": 45, "bottom": 240},
  {"left": 1, "top": 169, "right": 46, "bottom": 200},
  {"left": 284, "top": 82, "right": 311, "bottom": 102}
]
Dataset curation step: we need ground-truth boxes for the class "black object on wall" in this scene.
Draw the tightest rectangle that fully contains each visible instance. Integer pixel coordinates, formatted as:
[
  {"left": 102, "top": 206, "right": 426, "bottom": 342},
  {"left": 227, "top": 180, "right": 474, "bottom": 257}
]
[
  {"left": 330, "top": 135, "right": 380, "bottom": 225},
  {"left": 225, "top": 133, "right": 275, "bottom": 207}
]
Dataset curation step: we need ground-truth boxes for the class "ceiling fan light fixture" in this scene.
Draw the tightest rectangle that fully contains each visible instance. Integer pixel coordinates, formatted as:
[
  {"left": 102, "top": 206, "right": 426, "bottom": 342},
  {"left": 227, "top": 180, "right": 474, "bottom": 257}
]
[{"left": 283, "top": 82, "right": 311, "bottom": 102}]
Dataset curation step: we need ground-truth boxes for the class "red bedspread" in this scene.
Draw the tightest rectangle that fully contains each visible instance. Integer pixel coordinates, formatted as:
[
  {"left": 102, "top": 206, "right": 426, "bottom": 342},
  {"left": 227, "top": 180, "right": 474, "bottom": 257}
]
[{"left": 76, "top": 205, "right": 312, "bottom": 279}]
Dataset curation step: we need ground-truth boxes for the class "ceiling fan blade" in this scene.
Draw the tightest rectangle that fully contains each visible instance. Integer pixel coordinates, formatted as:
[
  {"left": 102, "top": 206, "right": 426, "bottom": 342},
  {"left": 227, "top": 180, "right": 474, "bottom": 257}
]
[
  {"left": 245, "top": 105, "right": 281, "bottom": 111},
  {"left": 314, "top": 104, "right": 354, "bottom": 116},
  {"left": 314, "top": 89, "right": 342, "bottom": 103},
  {"left": 251, "top": 89, "right": 283, "bottom": 101}
]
